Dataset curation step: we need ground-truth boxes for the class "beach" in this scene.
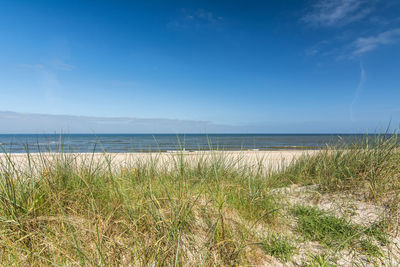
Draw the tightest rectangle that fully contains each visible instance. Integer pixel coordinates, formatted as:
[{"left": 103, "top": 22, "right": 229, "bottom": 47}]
[
  {"left": 0, "top": 140, "right": 399, "bottom": 266},
  {"left": 0, "top": 150, "right": 318, "bottom": 172}
]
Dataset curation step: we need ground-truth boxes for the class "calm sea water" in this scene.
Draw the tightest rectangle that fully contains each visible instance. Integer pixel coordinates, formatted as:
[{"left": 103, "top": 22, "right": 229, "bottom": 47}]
[{"left": 0, "top": 134, "right": 383, "bottom": 153}]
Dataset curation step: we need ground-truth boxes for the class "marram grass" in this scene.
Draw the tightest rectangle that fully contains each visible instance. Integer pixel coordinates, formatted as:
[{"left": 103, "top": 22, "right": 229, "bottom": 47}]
[
  {"left": 0, "top": 151, "right": 279, "bottom": 266},
  {"left": 0, "top": 134, "right": 399, "bottom": 265}
]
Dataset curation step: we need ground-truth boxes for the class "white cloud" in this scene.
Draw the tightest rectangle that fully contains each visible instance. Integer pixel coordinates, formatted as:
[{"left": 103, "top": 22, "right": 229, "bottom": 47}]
[
  {"left": 353, "top": 28, "right": 400, "bottom": 54},
  {"left": 303, "top": 0, "right": 372, "bottom": 26},
  {"left": 305, "top": 28, "right": 400, "bottom": 58}
]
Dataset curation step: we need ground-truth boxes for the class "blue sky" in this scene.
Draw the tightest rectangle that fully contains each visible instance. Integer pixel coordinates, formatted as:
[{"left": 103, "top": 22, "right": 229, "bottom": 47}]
[{"left": 0, "top": 0, "right": 400, "bottom": 133}]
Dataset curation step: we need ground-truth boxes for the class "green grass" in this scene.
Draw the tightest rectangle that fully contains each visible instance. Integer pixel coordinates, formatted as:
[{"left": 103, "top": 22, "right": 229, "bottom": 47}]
[
  {"left": 0, "top": 133, "right": 399, "bottom": 265},
  {"left": 306, "top": 253, "right": 337, "bottom": 267},
  {"left": 270, "top": 133, "right": 400, "bottom": 232},
  {"left": 0, "top": 151, "right": 280, "bottom": 265},
  {"left": 269, "top": 134, "right": 400, "bottom": 199},
  {"left": 291, "top": 205, "right": 384, "bottom": 258},
  {"left": 259, "top": 233, "right": 295, "bottom": 262}
]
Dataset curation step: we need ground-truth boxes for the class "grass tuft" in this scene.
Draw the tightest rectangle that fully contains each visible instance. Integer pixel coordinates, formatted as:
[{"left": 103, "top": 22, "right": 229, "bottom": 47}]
[{"left": 259, "top": 233, "right": 295, "bottom": 262}]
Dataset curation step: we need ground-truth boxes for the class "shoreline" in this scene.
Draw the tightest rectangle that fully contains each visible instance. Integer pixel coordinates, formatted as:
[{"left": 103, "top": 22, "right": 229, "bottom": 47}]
[
  {"left": 0, "top": 149, "right": 318, "bottom": 156},
  {"left": 0, "top": 147, "right": 323, "bottom": 154}
]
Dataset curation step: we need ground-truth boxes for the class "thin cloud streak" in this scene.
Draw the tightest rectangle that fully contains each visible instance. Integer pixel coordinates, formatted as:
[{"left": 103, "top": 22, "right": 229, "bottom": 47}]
[
  {"left": 303, "top": 0, "right": 372, "bottom": 27},
  {"left": 16, "top": 64, "right": 45, "bottom": 71},
  {"left": 303, "top": 1, "right": 400, "bottom": 58},
  {"left": 350, "top": 61, "right": 366, "bottom": 121},
  {"left": 50, "top": 59, "right": 75, "bottom": 71},
  {"left": 305, "top": 28, "right": 400, "bottom": 59},
  {"left": 353, "top": 28, "right": 400, "bottom": 55},
  {"left": 168, "top": 8, "right": 223, "bottom": 30}
]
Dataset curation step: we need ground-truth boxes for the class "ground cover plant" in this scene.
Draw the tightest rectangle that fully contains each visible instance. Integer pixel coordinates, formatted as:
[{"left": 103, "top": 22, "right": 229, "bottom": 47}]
[{"left": 292, "top": 204, "right": 385, "bottom": 258}]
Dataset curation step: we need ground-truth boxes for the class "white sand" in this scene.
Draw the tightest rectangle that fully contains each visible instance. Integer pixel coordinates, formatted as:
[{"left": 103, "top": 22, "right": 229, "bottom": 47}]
[{"left": 0, "top": 150, "right": 317, "bottom": 172}]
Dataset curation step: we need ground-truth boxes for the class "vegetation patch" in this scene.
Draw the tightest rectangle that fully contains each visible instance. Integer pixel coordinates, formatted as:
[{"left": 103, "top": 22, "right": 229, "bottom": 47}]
[
  {"left": 305, "top": 253, "right": 337, "bottom": 267},
  {"left": 292, "top": 205, "right": 385, "bottom": 259},
  {"left": 269, "top": 134, "right": 400, "bottom": 204},
  {"left": 259, "top": 233, "right": 295, "bottom": 262}
]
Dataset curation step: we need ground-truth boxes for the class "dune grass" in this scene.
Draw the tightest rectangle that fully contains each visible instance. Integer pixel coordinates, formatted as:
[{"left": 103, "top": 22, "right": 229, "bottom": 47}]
[
  {"left": 0, "top": 151, "right": 280, "bottom": 265},
  {"left": 0, "top": 134, "right": 399, "bottom": 265},
  {"left": 270, "top": 134, "right": 400, "bottom": 206}
]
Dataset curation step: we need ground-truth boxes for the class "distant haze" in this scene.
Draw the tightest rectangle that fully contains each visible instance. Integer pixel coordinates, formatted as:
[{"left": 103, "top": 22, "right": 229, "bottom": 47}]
[
  {"left": 0, "top": 111, "right": 396, "bottom": 134},
  {"left": 0, "top": 111, "right": 235, "bottom": 134}
]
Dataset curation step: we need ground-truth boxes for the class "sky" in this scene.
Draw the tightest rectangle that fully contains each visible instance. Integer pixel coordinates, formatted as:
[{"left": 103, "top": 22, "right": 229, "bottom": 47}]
[{"left": 0, "top": 0, "right": 400, "bottom": 133}]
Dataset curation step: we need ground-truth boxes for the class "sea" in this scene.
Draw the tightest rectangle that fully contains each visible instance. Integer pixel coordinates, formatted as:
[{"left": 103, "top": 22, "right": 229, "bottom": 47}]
[{"left": 0, "top": 133, "right": 387, "bottom": 153}]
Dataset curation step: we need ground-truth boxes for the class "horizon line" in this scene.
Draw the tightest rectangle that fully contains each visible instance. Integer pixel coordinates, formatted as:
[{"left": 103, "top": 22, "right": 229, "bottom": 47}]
[{"left": 0, "top": 132, "right": 395, "bottom": 135}]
